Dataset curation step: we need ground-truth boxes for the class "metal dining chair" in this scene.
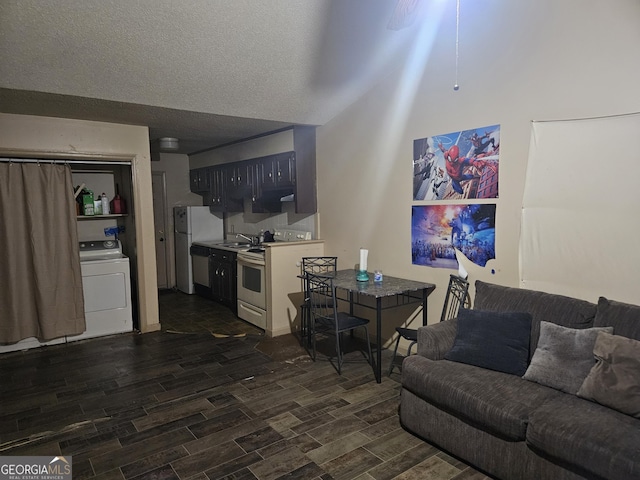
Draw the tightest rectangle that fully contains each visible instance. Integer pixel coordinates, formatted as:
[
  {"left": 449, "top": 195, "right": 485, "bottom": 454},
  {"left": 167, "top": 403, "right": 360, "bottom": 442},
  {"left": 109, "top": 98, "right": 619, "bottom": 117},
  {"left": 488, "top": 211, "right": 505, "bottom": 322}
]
[
  {"left": 306, "top": 272, "right": 373, "bottom": 375},
  {"left": 300, "top": 256, "right": 338, "bottom": 347},
  {"left": 388, "top": 274, "right": 470, "bottom": 375}
]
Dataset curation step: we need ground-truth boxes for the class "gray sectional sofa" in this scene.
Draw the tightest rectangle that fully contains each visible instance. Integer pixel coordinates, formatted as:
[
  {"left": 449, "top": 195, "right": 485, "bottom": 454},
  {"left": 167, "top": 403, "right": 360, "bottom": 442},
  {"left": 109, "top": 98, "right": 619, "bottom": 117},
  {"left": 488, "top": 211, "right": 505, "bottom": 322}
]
[{"left": 400, "top": 280, "right": 640, "bottom": 480}]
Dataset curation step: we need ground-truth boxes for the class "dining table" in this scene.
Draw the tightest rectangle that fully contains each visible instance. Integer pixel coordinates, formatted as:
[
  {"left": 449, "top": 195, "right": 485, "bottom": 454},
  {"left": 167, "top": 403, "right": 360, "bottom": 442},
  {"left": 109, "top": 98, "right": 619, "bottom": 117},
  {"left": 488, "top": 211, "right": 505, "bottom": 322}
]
[{"left": 330, "top": 269, "right": 436, "bottom": 383}]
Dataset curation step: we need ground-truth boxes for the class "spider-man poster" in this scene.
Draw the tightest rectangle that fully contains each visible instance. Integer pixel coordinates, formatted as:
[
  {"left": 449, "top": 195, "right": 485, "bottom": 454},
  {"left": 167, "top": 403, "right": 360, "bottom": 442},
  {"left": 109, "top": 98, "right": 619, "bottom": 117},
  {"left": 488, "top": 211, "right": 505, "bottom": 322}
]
[
  {"left": 411, "top": 204, "right": 496, "bottom": 268},
  {"left": 413, "top": 125, "right": 500, "bottom": 201}
]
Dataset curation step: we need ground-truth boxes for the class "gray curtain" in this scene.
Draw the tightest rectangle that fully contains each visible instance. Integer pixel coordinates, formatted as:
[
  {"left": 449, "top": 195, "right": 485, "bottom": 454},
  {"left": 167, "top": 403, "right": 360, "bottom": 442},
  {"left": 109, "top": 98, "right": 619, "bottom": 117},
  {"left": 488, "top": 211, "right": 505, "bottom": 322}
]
[{"left": 0, "top": 162, "right": 85, "bottom": 343}]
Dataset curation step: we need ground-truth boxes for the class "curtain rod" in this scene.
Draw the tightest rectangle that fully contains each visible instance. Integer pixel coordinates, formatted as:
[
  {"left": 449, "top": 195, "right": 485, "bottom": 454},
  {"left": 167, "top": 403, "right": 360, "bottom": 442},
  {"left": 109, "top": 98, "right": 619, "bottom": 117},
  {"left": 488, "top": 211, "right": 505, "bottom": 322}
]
[{"left": 0, "top": 158, "right": 131, "bottom": 165}]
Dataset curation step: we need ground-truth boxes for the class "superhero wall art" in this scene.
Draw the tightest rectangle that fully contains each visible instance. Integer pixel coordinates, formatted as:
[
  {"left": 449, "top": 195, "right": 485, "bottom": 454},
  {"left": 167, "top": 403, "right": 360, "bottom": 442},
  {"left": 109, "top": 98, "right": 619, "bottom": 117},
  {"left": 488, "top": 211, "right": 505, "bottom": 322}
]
[
  {"left": 413, "top": 125, "right": 500, "bottom": 201},
  {"left": 411, "top": 204, "right": 496, "bottom": 269}
]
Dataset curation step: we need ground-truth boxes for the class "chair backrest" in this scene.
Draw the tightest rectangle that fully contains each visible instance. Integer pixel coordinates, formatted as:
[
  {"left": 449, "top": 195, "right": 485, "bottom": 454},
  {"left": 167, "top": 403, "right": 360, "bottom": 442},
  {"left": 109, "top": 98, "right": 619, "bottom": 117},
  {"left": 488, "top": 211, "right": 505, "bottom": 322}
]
[
  {"left": 302, "top": 257, "right": 338, "bottom": 303},
  {"left": 306, "top": 272, "right": 337, "bottom": 325},
  {"left": 302, "top": 256, "right": 338, "bottom": 276},
  {"left": 440, "top": 274, "right": 471, "bottom": 322}
]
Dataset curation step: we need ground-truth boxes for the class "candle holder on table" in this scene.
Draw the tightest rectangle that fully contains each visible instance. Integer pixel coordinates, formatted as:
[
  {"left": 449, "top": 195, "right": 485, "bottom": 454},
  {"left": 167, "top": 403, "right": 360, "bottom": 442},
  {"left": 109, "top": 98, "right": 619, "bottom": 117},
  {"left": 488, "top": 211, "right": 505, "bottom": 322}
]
[{"left": 356, "top": 270, "right": 369, "bottom": 282}]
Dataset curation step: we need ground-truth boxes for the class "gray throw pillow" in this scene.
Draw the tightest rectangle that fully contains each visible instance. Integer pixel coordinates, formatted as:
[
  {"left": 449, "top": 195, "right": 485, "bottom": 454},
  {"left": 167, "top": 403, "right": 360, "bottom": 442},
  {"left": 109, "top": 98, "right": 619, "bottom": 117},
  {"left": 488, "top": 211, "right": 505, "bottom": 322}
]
[
  {"left": 523, "top": 322, "right": 613, "bottom": 394},
  {"left": 577, "top": 332, "right": 640, "bottom": 418}
]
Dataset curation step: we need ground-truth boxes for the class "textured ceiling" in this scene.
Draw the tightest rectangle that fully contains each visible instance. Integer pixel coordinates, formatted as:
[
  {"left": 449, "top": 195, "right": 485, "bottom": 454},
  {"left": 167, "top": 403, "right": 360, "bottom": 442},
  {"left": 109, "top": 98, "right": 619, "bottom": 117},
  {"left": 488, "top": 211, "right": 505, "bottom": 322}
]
[{"left": 0, "top": 0, "right": 425, "bottom": 154}]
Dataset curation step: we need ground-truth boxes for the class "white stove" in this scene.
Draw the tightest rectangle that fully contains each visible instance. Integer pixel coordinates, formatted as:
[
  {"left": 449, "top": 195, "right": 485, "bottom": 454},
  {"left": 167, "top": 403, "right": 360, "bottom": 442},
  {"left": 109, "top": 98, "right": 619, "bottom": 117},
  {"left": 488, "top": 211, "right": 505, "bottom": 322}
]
[{"left": 236, "top": 229, "right": 313, "bottom": 330}]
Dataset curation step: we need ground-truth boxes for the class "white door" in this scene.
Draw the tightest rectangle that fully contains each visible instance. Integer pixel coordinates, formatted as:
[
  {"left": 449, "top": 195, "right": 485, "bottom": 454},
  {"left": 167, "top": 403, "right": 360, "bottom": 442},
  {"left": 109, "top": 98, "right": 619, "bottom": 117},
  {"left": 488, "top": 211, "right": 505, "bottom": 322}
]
[{"left": 152, "top": 172, "right": 170, "bottom": 289}]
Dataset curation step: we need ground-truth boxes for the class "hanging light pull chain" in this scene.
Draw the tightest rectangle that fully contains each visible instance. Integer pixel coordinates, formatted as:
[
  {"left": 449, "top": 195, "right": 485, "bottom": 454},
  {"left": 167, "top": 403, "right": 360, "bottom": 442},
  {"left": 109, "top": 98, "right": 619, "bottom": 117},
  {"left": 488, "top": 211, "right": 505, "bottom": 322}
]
[{"left": 454, "top": 0, "right": 460, "bottom": 91}]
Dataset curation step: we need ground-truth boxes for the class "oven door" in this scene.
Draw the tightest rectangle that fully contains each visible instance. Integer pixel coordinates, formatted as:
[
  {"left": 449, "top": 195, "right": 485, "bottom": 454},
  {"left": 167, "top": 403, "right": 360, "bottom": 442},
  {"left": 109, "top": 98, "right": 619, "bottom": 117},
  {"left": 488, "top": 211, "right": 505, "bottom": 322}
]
[{"left": 237, "top": 253, "right": 266, "bottom": 310}]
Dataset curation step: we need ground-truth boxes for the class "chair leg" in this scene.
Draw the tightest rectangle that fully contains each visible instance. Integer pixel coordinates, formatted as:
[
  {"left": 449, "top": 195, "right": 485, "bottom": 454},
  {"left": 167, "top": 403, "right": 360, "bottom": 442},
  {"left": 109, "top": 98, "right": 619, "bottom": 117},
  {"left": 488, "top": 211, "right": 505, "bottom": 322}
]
[
  {"left": 363, "top": 326, "right": 373, "bottom": 371},
  {"left": 388, "top": 333, "right": 402, "bottom": 376},
  {"left": 335, "top": 331, "right": 343, "bottom": 375},
  {"left": 310, "top": 319, "right": 317, "bottom": 362},
  {"left": 407, "top": 340, "right": 417, "bottom": 357},
  {"left": 302, "top": 304, "right": 311, "bottom": 347}
]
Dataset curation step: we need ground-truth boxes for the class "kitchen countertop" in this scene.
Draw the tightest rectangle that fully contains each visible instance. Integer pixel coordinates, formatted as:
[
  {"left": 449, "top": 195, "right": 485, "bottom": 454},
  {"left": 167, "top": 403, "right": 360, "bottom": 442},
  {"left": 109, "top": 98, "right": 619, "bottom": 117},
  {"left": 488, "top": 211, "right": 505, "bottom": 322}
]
[
  {"left": 192, "top": 239, "right": 324, "bottom": 254},
  {"left": 192, "top": 240, "right": 249, "bottom": 253}
]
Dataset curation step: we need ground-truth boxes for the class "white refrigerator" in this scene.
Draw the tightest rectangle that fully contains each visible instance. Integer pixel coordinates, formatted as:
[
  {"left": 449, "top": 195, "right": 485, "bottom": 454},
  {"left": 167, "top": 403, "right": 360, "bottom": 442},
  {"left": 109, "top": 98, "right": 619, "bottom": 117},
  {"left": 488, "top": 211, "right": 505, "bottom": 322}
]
[{"left": 174, "top": 206, "right": 224, "bottom": 294}]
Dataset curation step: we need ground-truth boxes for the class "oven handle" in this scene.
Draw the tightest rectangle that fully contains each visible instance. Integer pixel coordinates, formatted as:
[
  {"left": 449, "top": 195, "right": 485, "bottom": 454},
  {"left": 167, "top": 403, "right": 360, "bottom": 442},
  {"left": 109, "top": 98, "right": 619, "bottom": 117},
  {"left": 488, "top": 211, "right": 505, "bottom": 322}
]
[{"left": 237, "top": 255, "right": 266, "bottom": 267}]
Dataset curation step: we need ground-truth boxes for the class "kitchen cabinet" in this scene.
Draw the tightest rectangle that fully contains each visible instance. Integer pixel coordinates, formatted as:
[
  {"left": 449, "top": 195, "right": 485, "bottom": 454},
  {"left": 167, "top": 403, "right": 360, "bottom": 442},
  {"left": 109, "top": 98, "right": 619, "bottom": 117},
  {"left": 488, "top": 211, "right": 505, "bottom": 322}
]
[
  {"left": 208, "top": 166, "right": 226, "bottom": 212},
  {"left": 190, "top": 125, "right": 317, "bottom": 214},
  {"left": 190, "top": 167, "right": 210, "bottom": 194},
  {"left": 260, "top": 152, "right": 296, "bottom": 191},
  {"left": 226, "top": 162, "right": 253, "bottom": 199},
  {"left": 223, "top": 164, "right": 247, "bottom": 213},
  {"left": 210, "top": 248, "right": 237, "bottom": 312}
]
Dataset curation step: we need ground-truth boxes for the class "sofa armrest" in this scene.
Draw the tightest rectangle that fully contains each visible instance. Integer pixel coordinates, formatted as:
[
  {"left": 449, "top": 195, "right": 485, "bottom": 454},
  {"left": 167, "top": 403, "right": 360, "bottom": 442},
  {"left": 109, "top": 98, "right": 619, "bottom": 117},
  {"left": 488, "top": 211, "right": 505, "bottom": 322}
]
[{"left": 416, "top": 319, "right": 458, "bottom": 360}]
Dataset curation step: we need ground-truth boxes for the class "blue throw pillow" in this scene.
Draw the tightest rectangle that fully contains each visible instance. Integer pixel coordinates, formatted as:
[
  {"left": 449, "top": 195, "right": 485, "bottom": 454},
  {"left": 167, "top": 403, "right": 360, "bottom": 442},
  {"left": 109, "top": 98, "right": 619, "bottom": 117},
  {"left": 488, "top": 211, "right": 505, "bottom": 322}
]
[{"left": 445, "top": 308, "right": 533, "bottom": 376}]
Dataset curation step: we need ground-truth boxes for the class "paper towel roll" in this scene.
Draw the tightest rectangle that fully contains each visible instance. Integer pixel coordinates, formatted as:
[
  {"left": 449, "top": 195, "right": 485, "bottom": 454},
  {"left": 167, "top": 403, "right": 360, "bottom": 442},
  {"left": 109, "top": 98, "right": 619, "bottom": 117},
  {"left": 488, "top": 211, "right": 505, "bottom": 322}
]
[{"left": 359, "top": 248, "right": 368, "bottom": 271}]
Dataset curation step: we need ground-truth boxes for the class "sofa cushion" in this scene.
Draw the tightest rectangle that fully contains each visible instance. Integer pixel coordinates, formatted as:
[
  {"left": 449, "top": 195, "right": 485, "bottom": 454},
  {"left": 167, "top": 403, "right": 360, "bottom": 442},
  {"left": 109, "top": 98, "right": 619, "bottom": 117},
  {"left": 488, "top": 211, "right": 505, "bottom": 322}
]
[
  {"left": 523, "top": 322, "right": 613, "bottom": 394},
  {"left": 402, "top": 355, "right": 562, "bottom": 441},
  {"left": 593, "top": 296, "right": 640, "bottom": 341},
  {"left": 527, "top": 394, "right": 640, "bottom": 480},
  {"left": 444, "top": 308, "right": 532, "bottom": 376},
  {"left": 577, "top": 332, "right": 640, "bottom": 418},
  {"left": 473, "top": 280, "right": 598, "bottom": 358}
]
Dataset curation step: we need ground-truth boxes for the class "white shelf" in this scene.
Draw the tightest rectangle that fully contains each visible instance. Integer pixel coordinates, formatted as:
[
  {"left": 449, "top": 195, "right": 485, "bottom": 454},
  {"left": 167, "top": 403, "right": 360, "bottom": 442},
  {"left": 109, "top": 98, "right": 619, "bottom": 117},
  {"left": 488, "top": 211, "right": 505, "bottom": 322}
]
[{"left": 77, "top": 214, "right": 127, "bottom": 220}]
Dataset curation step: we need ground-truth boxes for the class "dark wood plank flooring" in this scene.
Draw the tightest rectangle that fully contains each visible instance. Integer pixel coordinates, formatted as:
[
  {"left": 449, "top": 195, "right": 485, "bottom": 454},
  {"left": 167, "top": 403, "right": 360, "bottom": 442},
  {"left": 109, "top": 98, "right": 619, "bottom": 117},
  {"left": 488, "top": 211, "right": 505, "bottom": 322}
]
[{"left": 0, "top": 290, "right": 489, "bottom": 480}]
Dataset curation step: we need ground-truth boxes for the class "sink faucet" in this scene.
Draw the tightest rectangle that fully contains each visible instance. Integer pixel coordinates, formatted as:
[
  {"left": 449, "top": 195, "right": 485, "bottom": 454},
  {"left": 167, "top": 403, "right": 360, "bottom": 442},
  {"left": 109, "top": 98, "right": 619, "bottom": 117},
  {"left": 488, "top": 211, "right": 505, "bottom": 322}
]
[{"left": 236, "top": 233, "right": 256, "bottom": 245}]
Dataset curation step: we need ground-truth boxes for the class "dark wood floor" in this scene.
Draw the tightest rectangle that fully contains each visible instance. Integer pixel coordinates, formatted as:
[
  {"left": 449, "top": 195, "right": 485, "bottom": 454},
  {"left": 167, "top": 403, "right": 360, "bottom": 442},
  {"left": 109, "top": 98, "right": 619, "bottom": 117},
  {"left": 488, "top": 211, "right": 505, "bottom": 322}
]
[{"left": 0, "top": 291, "right": 489, "bottom": 480}]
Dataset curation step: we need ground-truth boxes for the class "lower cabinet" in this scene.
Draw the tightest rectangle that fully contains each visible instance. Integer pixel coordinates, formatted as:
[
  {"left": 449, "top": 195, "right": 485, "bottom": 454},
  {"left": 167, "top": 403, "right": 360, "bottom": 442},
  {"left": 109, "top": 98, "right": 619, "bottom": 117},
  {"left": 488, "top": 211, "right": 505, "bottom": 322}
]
[{"left": 210, "top": 249, "right": 237, "bottom": 313}]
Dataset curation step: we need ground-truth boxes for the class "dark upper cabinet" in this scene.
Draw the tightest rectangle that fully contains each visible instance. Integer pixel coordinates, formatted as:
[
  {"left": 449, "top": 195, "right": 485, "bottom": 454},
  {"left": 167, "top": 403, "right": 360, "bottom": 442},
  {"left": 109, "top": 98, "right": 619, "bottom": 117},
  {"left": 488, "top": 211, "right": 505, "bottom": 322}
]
[
  {"left": 261, "top": 152, "right": 296, "bottom": 191},
  {"left": 208, "top": 166, "right": 226, "bottom": 212},
  {"left": 227, "top": 162, "right": 253, "bottom": 200},
  {"left": 191, "top": 126, "right": 317, "bottom": 214},
  {"left": 190, "top": 167, "right": 210, "bottom": 194}
]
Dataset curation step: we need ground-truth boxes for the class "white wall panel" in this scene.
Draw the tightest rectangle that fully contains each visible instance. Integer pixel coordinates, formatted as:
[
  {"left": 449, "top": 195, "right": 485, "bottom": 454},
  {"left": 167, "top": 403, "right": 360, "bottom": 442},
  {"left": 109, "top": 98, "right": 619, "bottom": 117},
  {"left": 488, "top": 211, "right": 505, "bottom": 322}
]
[{"left": 521, "top": 114, "right": 640, "bottom": 304}]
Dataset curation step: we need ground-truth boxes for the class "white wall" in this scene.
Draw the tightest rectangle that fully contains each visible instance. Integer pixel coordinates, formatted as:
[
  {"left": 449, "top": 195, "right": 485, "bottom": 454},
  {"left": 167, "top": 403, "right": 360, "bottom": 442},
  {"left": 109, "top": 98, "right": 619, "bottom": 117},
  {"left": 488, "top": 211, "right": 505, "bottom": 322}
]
[{"left": 316, "top": 0, "right": 640, "bottom": 344}]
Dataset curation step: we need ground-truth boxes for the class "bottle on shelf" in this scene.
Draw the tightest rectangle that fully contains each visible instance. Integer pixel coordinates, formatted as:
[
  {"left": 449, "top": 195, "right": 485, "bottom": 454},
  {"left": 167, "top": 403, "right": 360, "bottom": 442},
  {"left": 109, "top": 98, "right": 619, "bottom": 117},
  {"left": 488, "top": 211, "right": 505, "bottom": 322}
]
[{"left": 101, "top": 193, "right": 110, "bottom": 215}]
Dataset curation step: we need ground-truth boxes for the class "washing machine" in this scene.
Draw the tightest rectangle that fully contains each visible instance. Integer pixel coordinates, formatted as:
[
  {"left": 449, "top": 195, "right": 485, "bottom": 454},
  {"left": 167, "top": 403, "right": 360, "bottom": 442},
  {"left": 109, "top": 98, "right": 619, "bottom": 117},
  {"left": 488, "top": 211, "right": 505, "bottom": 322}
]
[{"left": 71, "top": 239, "right": 133, "bottom": 341}]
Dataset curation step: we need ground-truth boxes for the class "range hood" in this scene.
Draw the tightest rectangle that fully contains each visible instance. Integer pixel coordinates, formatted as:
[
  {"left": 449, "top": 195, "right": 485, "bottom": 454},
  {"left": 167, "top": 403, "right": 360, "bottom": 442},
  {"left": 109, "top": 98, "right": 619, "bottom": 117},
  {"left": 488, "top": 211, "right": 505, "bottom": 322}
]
[
  {"left": 280, "top": 193, "right": 295, "bottom": 202},
  {"left": 257, "top": 187, "right": 295, "bottom": 203}
]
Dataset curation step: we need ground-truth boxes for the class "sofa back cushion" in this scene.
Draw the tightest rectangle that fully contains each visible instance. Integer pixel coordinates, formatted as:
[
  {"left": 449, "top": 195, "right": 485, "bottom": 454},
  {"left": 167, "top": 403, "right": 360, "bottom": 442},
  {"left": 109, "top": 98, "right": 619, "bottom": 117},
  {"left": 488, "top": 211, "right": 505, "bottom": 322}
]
[
  {"left": 444, "top": 308, "right": 532, "bottom": 376},
  {"left": 593, "top": 297, "right": 640, "bottom": 341},
  {"left": 474, "top": 280, "right": 597, "bottom": 357}
]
